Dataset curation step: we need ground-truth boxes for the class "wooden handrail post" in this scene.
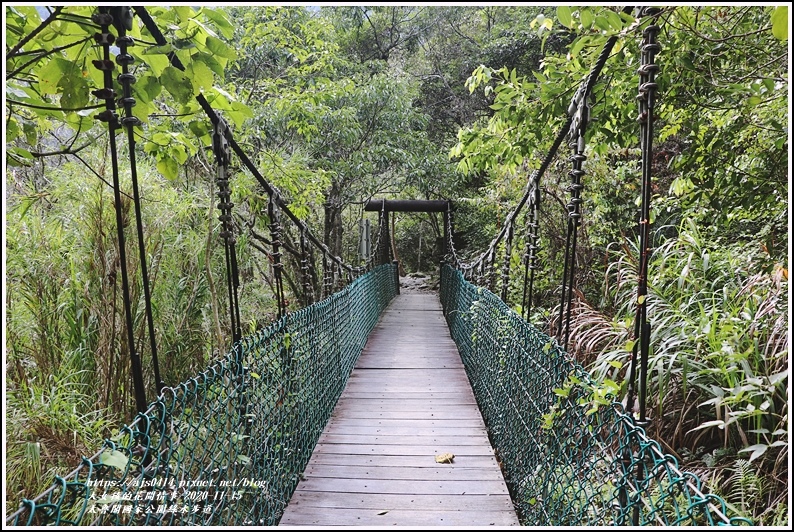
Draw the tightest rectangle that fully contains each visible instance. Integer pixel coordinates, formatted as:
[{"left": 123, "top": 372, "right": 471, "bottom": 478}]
[{"left": 392, "top": 260, "right": 400, "bottom": 295}]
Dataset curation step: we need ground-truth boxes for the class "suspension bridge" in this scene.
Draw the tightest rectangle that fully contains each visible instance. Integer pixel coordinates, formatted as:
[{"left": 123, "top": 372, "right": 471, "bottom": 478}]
[{"left": 6, "top": 6, "right": 751, "bottom": 527}]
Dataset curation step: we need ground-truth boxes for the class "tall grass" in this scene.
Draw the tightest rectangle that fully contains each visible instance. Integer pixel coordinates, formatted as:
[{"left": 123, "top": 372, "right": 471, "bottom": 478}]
[
  {"left": 5, "top": 371, "right": 117, "bottom": 506},
  {"left": 562, "top": 220, "right": 788, "bottom": 525},
  {"left": 5, "top": 152, "right": 285, "bottom": 506}
]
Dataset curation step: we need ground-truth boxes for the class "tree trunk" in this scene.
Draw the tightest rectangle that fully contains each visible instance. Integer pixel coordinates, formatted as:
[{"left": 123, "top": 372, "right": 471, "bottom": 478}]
[
  {"left": 324, "top": 181, "right": 344, "bottom": 260},
  {"left": 390, "top": 212, "right": 406, "bottom": 276}
]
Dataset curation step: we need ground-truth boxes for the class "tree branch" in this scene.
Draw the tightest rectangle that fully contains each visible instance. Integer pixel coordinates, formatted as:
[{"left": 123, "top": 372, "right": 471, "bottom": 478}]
[
  {"left": 7, "top": 36, "right": 93, "bottom": 80},
  {"left": 7, "top": 99, "right": 104, "bottom": 112},
  {"left": 6, "top": 6, "right": 64, "bottom": 59},
  {"left": 30, "top": 144, "right": 90, "bottom": 157},
  {"left": 672, "top": 12, "right": 772, "bottom": 44}
]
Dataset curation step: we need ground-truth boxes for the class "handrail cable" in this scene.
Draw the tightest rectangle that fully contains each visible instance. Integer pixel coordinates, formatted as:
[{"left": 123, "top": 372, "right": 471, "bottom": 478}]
[
  {"left": 132, "top": 6, "right": 362, "bottom": 282},
  {"left": 448, "top": 6, "right": 636, "bottom": 276}
]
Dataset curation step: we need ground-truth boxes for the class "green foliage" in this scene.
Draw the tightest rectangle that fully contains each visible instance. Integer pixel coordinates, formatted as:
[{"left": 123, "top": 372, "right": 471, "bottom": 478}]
[
  {"left": 770, "top": 6, "right": 788, "bottom": 40},
  {"left": 6, "top": 369, "right": 117, "bottom": 508},
  {"left": 8, "top": 266, "right": 398, "bottom": 525},
  {"left": 446, "top": 7, "right": 787, "bottom": 525},
  {"left": 450, "top": 7, "right": 641, "bottom": 178},
  {"left": 5, "top": 5, "right": 788, "bottom": 526},
  {"left": 5, "top": 150, "right": 270, "bottom": 503},
  {"left": 441, "top": 265, "right": 748, "bottom": 525},
  {"left": 5, "top": 5, "right": 250, "bottom": 176},
  {"left": 570, "top": 221, "right": 788, "bottom": 524},
  {"left": 453, "top": 6, "right": 787, "bottom": 253}
]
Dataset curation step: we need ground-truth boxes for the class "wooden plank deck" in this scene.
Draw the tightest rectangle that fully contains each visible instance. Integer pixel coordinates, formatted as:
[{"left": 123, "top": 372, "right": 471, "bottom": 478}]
[{"left": 279, "top": 292, "right": 519, "bottom": 527}]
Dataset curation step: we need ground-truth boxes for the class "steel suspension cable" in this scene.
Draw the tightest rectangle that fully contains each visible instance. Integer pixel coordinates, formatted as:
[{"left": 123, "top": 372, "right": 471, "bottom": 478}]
[
  {"left": 521, "top": 181, "right": 540, "bottom": 320},
  {"left": 626, "top": 6, "right": 662, "bottom": 431},
  {"left": 132, "top": 6, "right": 359, "bottom": 282},
  {"left": 558, "top": 94, "right": 590, "bottom": 350},
  {"left": 450, "top": 6, "right": 634, "bottom": 278},
  {"left": 212, "top": 116, "right": 242, "bottom": 344},
  {"left": 114, "top": 8, "right": 164, "bottom": 393},
  {"left": 299, "top": 229, "right": 314, "bottom": 306},
  {"left": 499, "top": 222, "right": 514, "bottom": 301},
  {"left": 92, "top": 7, "right": 147, "bottom": 414},
  {"left": 616, "top": 8, "right": 663, "bottom": 526},
  {"left": 269, "top": 194, "right": 287, "bottom": 319}
]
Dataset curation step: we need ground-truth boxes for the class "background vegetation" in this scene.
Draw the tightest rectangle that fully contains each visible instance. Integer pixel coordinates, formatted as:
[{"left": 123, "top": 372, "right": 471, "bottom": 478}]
[{"left": 4, "top": 5, "right": 788, "bottom": 524}]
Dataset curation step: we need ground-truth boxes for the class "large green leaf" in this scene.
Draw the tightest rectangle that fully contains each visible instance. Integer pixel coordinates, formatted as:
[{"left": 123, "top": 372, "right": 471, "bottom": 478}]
[
  {"left": 160, "top": 65, "right": 194, "bottom": 104},
  {"left": 171, "top": 144, "right": 189, "bottom": 165},
  {"left": 173, "top": 5, "right": 195, "bottom": 23},
  {"left": 194, "top": 52, "right": 225, "bottom": 80},
  {"left": 58, "top": 74, "right": 89, "bottom": 110},
  {"left": 225, "top": 101, "right": 254, "bottom": 128},
  {"left": 7, "top": 118, "right": 20, "bottom": 142},
  {"left": 594, "top": 15, "right": 611, "bottom": 32},
  {"left": 556, "top": 6, "right": 572, "bottom": 29},
  {"left": 188, "top": 119, "right": 210, "bottom": 139},
  {"left": 141, "top": 51, "right": 170, "bottom": 77},
  {"left": 771, "top": 6, "right": 788, "bottom": 40},
  {"left": 186, "top": 60, "right": 214, "bottom": 91},
  {"left": 580, "top": 8, "right": 594, "bottom": 29},
  {"left": 99, "top": 450, "right": 129, "bottom": 471},
  {"left": 202, "top": 8, "right": 235, "bottom": 39},
  {"left": 137, "top": 74, "right": 163, "bottom": 103},
  {"left": 205, "top": 35, "right": 237, "bottom": 59},
  {"left": 38, "top": 58, "right": 70, "bottom": 95},
  {"left": 605, "top": 10, "right": 623, "bottom": 30},
  {"left": 157, "top": 156, "right": 179, "bottom": 180}
]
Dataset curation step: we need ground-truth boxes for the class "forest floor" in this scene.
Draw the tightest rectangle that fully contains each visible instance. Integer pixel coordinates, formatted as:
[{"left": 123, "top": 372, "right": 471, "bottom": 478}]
[{"left": 399, "top": 272, "right": 439, "bottom": 292}]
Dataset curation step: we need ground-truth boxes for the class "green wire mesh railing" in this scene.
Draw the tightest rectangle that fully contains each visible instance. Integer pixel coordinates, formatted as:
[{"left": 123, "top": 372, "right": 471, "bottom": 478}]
[
  {"left": 7, "top": 264, "right": 398, "bottom": 526},
  {"left": 440, "top": 264, "right": 751, "bottom": 526}
]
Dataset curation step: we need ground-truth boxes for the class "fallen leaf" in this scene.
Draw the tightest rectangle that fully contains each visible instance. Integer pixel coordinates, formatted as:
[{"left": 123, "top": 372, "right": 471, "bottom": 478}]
[
  {"left": 377, "top": 510, "right": 389, "bottom": 515},
  {"left": 435, "top": 453, "right": 455, "bottom": 464}
]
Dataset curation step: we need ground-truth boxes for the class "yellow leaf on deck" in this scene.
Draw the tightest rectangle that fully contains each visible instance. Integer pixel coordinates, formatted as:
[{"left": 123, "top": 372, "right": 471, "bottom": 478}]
[{"left": 435, "top": 453, "right": 455, "bottom": 464}]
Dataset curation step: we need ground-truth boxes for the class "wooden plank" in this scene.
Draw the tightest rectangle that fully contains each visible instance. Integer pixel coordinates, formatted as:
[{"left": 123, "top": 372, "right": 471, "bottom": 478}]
[
  {"left": 334, "top": 397, "right": 477, "bottom": 407},
  {"left": 357, "top": 354, "right": 461, "bottom": 359},
  {"left": 329, "top": 409, "right": 479, "bottom": 420},
  {"left": 332, "top": 401, "right": 478, "bottom": 412},
  {"left": 317, "top": 433, "right": 491, "bottom": 446},
  {"left": 343, "top": 380, "right": 471, "bottom": 388},
  {"left": 358, "top": 351, "right": 459, "bottom": 356},
  {"left": 280, "top": 293, "right": 518, "bottom": 526},
  {"left": 312, "top": 443, "right": 495, "bottom": 456},
  {"left": 348, "top": 368, "right": 471, "bottom": 378},
  {"left": 356, "top": 359, "right": 463, "bottom": 369},
  {"left": 337, "top": 395, "right": 477, "bottom": 402},
  {"left": 304, "top": 464, "right": 507, "bottom": 481},
  {"left": 321, "top": 424, "right": 487, "bottom": 437},
  {"left": 333, "top": 398, "right": 477, "bottom": 409},
  {"left": 363, "top": 341, "right": 455, "bottom": 345},
  {"left": 280, "top": 508, "right": 520, "bottom": 526},
  {"left": 324, "top": 417, "right": 485, "bottom": 428},
  {"left": 338, "top": 385, "right": 473, "bottom": 393},
  {"left": 341, "top": 379, "right": 470, "bottom": 387},
  {"left": 359, "top": 350, "right": 458, "bottom": 357},
  {"left": 366, "top": 336, "right": 452, "bottom": 341},
  {"left": 338, "top": 394, "right": 477, "bottom": 401},
  {"left": 285, "top": 491, "right": 515, "bottom": 512},
  {"left": 293, "top": 477, "right": 510, "bottom": 496},
  {"left": 307, "top": 453, "right": 499, "bottom": 468}
]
